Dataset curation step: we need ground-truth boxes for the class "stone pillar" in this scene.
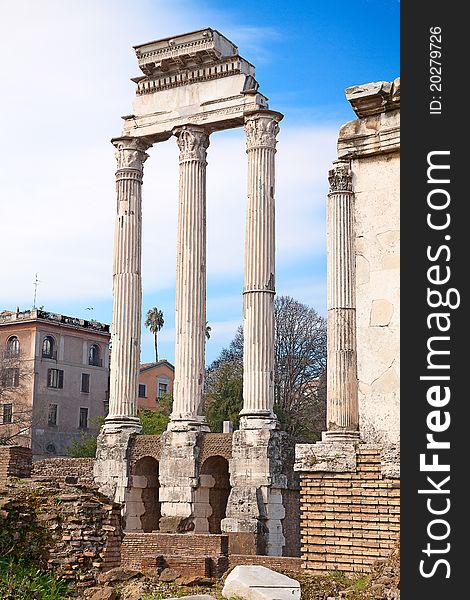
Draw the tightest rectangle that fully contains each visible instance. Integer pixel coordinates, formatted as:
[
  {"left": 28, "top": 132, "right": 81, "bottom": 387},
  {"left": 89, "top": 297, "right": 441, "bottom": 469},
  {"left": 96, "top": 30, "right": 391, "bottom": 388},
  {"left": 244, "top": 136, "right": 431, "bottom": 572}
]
[
  {"left": 94, "top": 136, "right": 150, "bottom": 503},
  {"left": 158, "top": 125, "right": 210, "bottom": 532},
  {"left": 105, "top": 136, "right": 150, "bottom": 431},
  {"left": 239, "top": 110, "right": 283, "bottom": 430},
  {"left": 222, "top": 111, "right": 286, "bottom": 556},
  {"left": 170, "top": 125, "right": 210, "bottom": 431},
  {"left": 323, "top": 161, "right": 360, "bottom": 441}
]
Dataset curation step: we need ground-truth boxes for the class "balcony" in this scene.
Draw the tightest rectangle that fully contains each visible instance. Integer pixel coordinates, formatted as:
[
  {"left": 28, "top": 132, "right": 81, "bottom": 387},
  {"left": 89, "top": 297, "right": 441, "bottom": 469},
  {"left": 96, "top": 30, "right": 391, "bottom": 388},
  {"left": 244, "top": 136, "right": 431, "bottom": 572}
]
[
  {"left": 42, "top": 350, "right": 57, "bottom": 360},
  {"left": 88, "top": 357, "right": 103, "bottom": 367}
]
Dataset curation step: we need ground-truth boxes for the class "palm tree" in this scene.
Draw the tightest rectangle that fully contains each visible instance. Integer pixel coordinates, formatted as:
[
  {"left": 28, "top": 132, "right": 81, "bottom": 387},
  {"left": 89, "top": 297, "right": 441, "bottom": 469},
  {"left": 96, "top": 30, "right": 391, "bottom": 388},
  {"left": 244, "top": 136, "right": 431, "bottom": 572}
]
[
  {"left": 205, "top": 321, "right": 211, "bottom": 341},
  {"left": 145, "top": 308, "right": 164, "bottom": 362}
]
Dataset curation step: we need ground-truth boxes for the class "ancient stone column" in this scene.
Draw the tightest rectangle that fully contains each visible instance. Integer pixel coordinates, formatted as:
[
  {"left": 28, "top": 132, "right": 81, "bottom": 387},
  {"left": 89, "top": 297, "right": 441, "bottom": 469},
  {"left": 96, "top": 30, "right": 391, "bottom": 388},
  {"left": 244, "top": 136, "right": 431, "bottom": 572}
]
[
  {"left": 170, "top": 125, "right": 210, "bottom": 431},
  {"left": 105, "top": 136, "right": 150, "bottom": 431},
  {"left": 240, "top": 110, "right": 283, "bottom": 428},
  {"left": 323, "top": 161, "right": 360, "bottom": 441}
]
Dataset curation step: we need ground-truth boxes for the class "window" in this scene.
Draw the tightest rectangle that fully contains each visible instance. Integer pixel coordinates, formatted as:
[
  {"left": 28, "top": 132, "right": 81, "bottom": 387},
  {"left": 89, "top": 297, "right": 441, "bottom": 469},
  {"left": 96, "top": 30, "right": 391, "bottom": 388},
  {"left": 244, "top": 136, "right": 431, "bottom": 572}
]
[
  {"left": 6, "top": 336, "right": 20, "bottom": 357},
  {"left": 42, "top": 336, "right": 56, "bottom": 359},
  {"left": 47, "top": 368, "right": 63, "bottom": 389},
  {"left": 88, "top": 344, "right": 102, "bottom": 367},
  {"left": 79, "top": 407, "right": 88, "bottom": 429},
  {"left": 81, "top": 373, "right": 90, "bottom": 393},
  {"left": 48, "top": 404, "right": 58, "bottom": 426},
  {"left": 157, "top": 377, "right": 170, "bottom": 398},
  {"left": 138, "top": 383, "right": 147, "bottom": 398},
  {"left": 2, "top": 404, "right": 12, "bottom": 424},
  {"left": 103, "top": 400, "right": 109, "bottom": 416},
  {"left": 3, "top": 368, "right": 19, "bottom": 388}
]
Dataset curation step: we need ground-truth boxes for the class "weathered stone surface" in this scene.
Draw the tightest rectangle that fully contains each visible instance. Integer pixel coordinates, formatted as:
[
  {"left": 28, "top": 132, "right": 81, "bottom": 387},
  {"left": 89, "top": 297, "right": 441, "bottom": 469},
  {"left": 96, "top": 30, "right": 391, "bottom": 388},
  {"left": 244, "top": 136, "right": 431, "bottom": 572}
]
[
  {"left": 89, "top": 588, "right": 117, "bottom": 600},
  {"left": 164, "top": 596, "right": 216, "bottom": 600},
  {"left": 222, "top": 565, "right": 301, "bottom": 600},
  {"left": 98, "top": 567, "right": 141, "bottom": 584},
  {"left": 176, "top": 576, "right": 214, "bottom": 586},
  {"left": 159, "top": 567, "right": 181, "bottom": 582},
  {"left": 294, "top": 442, "right": 357, "bottom": 473},
  {"left": 370, "top": 299, "right": 394, "bottom": 327}
]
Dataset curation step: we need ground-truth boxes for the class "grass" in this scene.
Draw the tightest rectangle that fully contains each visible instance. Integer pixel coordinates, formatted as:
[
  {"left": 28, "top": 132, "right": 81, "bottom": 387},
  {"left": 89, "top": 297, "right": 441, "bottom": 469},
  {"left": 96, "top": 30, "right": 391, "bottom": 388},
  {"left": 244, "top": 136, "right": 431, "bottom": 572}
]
[{"left": 0, "top": 558, "right": 71, "bottom": 600}]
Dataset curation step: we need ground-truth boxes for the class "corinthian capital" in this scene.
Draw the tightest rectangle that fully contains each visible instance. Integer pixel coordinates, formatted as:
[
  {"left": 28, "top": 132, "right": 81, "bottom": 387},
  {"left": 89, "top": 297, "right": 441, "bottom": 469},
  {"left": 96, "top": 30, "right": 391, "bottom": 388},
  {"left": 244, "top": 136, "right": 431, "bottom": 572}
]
[
  {"left": 112, "top": 137, "right": 151, "bottom": 171},
  {"left": 328, "top": 161, "right": 353, "bottom": 193},
  {"left": 244, "top": 111, "right": 283, "bottom": 150},
  {"left": 173, "top": 125, "right": 210, "bottom": 163}
]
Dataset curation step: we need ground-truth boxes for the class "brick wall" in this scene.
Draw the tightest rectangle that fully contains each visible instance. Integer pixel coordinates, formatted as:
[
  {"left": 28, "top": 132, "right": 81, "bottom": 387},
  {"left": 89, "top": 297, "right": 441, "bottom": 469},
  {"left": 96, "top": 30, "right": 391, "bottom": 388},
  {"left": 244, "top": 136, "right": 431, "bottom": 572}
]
[
  {"left": 32, "top": 457, "right": 95, "bottom": 484},
  {"left": 198, "top": 433, "right": 233, "bottom": 464},
  {"left": 228, "top": 555, "right": 302, "bottom": 571},
  {"left": 121, "top": 532, "right": 229, "bottom": 576},
  {"left": 299, "top": 446, "right": 399, "bottom": 573},
  {"left": 0, "top": 445, "right": 32, "bottom": 479}
]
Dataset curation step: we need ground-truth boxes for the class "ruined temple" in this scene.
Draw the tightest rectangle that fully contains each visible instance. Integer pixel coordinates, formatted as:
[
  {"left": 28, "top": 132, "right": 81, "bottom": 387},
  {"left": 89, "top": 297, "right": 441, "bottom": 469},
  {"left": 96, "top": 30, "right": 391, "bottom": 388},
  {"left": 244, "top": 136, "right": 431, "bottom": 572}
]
[{"left": 87, "top": 28, "right": 400, "bottom": 573}]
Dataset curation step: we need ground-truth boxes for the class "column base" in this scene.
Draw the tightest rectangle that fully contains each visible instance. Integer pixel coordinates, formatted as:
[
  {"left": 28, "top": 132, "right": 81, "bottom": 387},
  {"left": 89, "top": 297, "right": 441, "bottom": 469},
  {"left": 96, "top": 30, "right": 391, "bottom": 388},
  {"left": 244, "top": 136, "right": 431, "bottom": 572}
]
[
  {"left": 167, "top": 415, "right": 210, "bottom": 433},
  {"left": 103, "top": 416, "right": 142, "bottom": 434},
  {"left": 94, "top": 427, "right": 137, "bottom": 505},
  {"left": 222, "top": 428, "right": 287, "bottom": 556},
  {"left": 239, "top": 411, "right": 279, "bottom": 431},
  {"left": 158, "top": 429, "right": 201, "bottom": 532},
  {"left": 322, "top": 429, "right": 361, "bottom": 442}
]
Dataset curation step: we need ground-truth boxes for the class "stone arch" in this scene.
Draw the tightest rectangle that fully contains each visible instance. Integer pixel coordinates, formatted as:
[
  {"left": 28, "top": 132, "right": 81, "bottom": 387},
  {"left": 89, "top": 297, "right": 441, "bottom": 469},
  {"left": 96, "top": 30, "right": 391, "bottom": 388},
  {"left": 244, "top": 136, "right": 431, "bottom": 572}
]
[
  {"left": 199, "top": 455, "right": 230, "bottom": 534},
  {"left": 127, "top": 456, "right": 160, "bottom": 532}
]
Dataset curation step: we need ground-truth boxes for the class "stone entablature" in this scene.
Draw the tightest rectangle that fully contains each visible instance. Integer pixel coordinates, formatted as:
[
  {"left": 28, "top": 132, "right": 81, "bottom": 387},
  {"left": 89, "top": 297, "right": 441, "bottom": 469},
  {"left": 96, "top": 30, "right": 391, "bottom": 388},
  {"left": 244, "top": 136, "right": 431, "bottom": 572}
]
[
  {"left": 337, "top": 78, "right": 400, "bottom": 159},
  {"left": 122, "top": 28, "right": 268, "bottom": 141}
]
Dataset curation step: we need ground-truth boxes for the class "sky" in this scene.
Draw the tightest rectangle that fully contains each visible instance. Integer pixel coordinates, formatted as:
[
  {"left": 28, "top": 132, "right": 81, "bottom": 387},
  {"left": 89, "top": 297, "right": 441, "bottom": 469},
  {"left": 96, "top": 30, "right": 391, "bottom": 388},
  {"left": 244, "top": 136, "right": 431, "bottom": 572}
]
[{"left": 0, "top": 0, "right": 399, "bottom": 365}]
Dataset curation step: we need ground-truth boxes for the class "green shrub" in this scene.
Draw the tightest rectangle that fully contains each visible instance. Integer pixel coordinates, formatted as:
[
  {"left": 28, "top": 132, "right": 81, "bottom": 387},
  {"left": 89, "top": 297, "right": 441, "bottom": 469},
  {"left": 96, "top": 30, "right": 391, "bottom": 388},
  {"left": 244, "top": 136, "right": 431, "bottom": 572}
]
[{"left": 0, "top": 558, "right": 71, "bottom": 599}]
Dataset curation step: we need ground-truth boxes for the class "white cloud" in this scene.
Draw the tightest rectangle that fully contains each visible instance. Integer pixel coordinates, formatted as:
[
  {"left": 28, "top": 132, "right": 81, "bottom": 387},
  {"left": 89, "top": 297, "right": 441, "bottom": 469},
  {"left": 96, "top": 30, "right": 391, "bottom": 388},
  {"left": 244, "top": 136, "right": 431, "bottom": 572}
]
[{"left": 0, "top": 1, "right": 336, "bottom": 328}]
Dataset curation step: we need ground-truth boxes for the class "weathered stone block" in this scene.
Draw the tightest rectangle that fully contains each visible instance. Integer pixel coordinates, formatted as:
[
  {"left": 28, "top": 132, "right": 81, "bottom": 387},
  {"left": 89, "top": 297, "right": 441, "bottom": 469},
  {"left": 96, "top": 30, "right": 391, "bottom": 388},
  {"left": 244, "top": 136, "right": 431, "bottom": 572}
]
[{"left": 222, "top": 565, "right": 301, "bottom": 600}]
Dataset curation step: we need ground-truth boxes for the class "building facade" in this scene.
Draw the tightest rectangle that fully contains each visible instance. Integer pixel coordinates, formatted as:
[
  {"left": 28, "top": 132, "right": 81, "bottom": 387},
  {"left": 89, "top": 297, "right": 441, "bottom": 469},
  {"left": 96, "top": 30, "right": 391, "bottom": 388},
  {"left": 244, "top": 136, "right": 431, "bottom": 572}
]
[
  {"left": 0, "top": 309, "right": 110, "bottom": 457},
  {"left": 138, "top": 360, "right": 174, "bottom": 411}
]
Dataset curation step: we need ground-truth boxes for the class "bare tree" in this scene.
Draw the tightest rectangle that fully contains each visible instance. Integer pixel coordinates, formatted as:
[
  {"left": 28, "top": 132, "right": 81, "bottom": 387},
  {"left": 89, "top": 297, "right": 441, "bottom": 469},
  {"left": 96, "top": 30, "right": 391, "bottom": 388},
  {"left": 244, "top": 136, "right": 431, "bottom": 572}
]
[
  {"left": 274, "top": 296, "right": 327, "bottom": 440},
  {"left": 0, "top": 349, "right": 34, "bottom": 446},
  {"left": 204, "top": 296, "right": 327, "bottom": 441}
]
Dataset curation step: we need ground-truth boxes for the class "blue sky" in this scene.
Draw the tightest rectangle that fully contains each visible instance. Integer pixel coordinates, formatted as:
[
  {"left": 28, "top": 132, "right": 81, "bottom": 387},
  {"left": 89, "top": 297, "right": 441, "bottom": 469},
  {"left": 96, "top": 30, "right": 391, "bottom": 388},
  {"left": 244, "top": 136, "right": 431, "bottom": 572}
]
[{"left": 0, "top": 0, "right": 399, "bottom": 365}]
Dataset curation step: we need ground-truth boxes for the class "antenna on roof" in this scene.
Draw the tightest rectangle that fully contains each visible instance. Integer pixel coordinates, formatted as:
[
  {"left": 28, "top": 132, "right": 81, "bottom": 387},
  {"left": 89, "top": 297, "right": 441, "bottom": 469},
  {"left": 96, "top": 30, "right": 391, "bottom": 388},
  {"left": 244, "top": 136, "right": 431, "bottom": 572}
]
[{"left": 33, "top": 273, "right": 41, "bottom": 309}]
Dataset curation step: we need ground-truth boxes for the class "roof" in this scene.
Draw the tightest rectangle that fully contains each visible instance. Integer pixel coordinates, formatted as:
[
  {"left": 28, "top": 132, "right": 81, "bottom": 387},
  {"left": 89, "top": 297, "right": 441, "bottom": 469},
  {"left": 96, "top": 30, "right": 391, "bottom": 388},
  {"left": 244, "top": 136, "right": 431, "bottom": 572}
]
[{"left": 140, "top": 360, "right": 175, "bottom": 373}]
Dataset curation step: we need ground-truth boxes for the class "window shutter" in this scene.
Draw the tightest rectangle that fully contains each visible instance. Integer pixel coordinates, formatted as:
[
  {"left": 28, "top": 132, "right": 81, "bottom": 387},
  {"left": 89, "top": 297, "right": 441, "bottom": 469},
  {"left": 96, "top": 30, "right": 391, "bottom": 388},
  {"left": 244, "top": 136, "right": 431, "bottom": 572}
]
[{"left": 58, "top": 370, "right": 64, "bottom": 389}]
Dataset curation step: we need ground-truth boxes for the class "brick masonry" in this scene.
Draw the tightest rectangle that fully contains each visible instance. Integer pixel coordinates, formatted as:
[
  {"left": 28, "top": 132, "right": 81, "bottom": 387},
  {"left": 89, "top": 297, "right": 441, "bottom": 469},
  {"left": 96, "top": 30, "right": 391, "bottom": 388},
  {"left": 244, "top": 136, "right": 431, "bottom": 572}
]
[
  {"left": 32, "top": 457, "right": 95, "bottom": 484},
  {"left": 299, "top": 446, "right": 399, "bottom": 573},
  {"left": 0, "top": 445, "right": 32, "bottom": 479},
  {"left": 228, "top": 554, "right": 302, "bottom": 571},
  {"left": 121, "top": 532, "right": 229, "bottom": 577}
]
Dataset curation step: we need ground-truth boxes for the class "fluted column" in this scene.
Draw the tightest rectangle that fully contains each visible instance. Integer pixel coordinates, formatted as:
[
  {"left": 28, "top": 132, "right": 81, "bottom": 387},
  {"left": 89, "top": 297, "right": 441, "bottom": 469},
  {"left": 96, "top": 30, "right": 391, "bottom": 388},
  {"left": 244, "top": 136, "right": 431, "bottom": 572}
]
[
  {"left": 240, "top": 110, "right": 283, "bottom": 429},
  {"left": 170, "top": 125, "right": 210, "bottom": 431},
  {"left": 105, "top": 136, "right": 150, "bottom": 431},
  {"left": 323, "top": 161, "right": 360, "bottom": 441}
]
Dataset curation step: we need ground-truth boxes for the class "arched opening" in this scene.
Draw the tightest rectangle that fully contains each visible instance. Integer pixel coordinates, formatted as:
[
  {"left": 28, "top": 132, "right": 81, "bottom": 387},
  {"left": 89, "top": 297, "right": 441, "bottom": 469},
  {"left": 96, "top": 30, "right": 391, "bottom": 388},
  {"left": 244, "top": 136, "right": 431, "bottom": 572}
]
[
  {"left": 127, "top": 456, "right": 160, "bottom": 532},
  {"left": 42, "top": 335, "right": 56, "bottom": 359},
  {"left": 6, "top": 336, "right": 20, "bottom": 357},
  {"left": 88, "top": 344, "right": 102, "bottom": 367},
  {"left": 200, "top": 455, "right": 230, "bottom": 534}
]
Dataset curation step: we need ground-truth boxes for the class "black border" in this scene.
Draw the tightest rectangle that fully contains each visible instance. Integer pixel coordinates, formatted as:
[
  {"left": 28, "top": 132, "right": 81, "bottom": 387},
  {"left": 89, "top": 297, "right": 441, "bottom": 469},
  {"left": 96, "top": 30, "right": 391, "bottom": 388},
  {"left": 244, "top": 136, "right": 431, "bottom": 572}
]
[{"left": 401, "top": 2, "right": 467, "bottom": 596}]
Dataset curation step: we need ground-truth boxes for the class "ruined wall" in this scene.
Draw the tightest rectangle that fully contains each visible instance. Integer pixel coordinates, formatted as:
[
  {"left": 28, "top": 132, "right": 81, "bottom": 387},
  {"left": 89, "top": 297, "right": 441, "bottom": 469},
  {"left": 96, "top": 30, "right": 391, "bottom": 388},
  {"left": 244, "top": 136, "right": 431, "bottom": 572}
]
[
  {"left": 297, "top": 445, "right": 399, "bottom": 573},
  {"left": 0, "top": 445, "right": 32, "bottom": 479},
  {"left": 0, "top": 477, "right": 122, "bottom": 589},
  {"left": 337, "top": 79, "right": 400, "bottom": 447},
  {"left": 353, "top": 152, "right": 400, "bottom": 445},
  {"left": 32, "top": 457, "right": 95, "bottom": 483}
]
